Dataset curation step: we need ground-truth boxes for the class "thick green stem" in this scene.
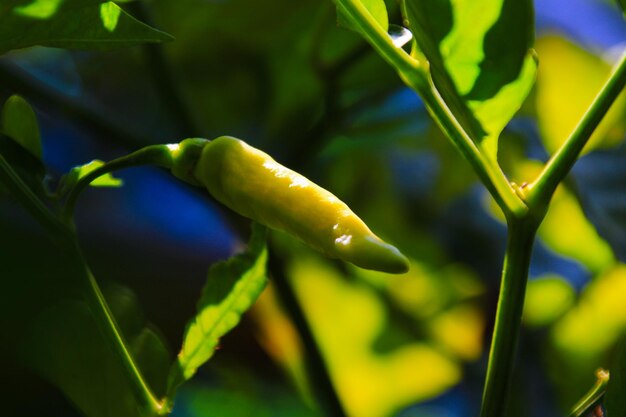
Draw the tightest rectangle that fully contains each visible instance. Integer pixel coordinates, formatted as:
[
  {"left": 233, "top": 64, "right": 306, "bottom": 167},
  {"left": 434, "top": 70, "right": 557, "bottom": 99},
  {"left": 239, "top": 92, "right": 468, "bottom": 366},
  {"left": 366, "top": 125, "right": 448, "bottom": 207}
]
[
  {"left": 480, "top": 219, "right": 538, "bottom": 417},
  {"left": 527, "top": 51, "right": 626, "bottom": 209}
]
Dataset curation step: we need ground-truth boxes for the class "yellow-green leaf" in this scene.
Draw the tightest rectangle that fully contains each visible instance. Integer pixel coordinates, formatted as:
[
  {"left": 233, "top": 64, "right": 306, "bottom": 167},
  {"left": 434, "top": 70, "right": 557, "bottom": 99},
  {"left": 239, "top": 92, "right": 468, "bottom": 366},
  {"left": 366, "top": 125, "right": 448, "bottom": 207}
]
[
  {"left": 169, "top": 223, "right": 268, "bottom": 390},
  {"left": 288, "top": 255, "right": 460, "bottom": 417},
  {"left": 523, "top": 275, "right": 575, "bottom": 327},
  {"left": 535, "top": 35, "right": 626, "bottom": 154},
  {"left": 71, "top": 160, "right": 124, "bottom": 187}
]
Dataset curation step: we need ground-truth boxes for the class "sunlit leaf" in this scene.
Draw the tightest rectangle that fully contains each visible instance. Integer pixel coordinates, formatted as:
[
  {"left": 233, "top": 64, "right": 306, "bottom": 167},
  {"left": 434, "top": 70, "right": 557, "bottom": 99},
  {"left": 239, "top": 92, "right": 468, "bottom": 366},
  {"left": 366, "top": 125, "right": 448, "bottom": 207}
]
[
  {"left": 535, "top": 35, "right": 626, "bottom": 154},
  {"left": 289, "top": 255, "right": 460, "bottom": 417},
  {"left": 169, "top": 223, "right": 268, "bottom": 391},
  {"left": 67, "top": 159, "right": 124, "bottom": 188},
  {"left": 0, "top": 0, "right": 173, "bottom": 55},
  {"left": 523, "top": 274, "right": 575, "bottom": 327},
  {"left": 401, "top": 0, "right": 536, "bottom": 158},
  {"left": 12, "top": 0, "right": 65, "bottom": 19},
  {"left": 428, "top": 304, "right": 484, "bottom": 360},
  {"left": 1, "top": 95, "right": 42, "bottom": 159},
  {"left": 553, "top": 265, "right": 626, "bottom": 361},
  {"left": 550, "top": 265, "right": 626, "bottom": 408},
  {"left": 21, "top": 284, "right": 170, "bottom": 417},
  {"left": 356, "top": 260, "right": 485, "bottom": 361},
  {"left": 99, "top": 1, "right": 121, "bottom": 32}
]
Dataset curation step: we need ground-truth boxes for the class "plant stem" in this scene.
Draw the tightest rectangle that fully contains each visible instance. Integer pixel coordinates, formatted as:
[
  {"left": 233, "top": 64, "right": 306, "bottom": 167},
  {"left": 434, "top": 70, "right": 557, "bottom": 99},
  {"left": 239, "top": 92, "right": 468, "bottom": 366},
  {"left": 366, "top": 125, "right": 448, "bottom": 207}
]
[
  {"left": 0, "top": 150, "right": 161, "bottom": 415},
  {"left": 527, "top": 51, "right": 626, "bottom": 210},
  {"left": 568, "top": 369, "right": 609, "bottom": 417},
  {"left": 268, "top": 252, "right": 347, "bottom": 417},
  {"left": 418, "top": 84, "right": 527, "bottom": 217},
  {"left": 0, "top": 152, "right": 68, "bottom": 239},
  {"left": 61, "top": 144, "right": 173, "bottom": 222},
  {"left": 331, "top": 0, "right": 527, "bottom": 218},
  {"left": 480, "top": 219, "right": 538, "bottom": 417},
  {"left": 125, "top": 2, "right": 201, "bottom": 137},
  {"left": 67, "top": 239, "right": 163, "bottom": 416}
]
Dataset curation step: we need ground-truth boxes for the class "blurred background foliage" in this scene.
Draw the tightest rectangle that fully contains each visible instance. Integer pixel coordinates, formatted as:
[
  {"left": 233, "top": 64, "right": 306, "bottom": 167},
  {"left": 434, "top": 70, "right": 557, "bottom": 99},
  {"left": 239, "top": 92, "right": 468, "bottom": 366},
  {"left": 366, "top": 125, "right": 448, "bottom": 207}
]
[{"left": 1, "top": 0, "right": 626, "bottom": 416}]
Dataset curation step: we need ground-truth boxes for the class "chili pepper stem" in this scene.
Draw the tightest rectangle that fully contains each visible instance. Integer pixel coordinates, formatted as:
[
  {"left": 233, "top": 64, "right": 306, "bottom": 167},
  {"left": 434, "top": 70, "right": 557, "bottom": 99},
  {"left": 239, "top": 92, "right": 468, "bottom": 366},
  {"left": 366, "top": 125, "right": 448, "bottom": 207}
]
[{"left": 61, "top": 145, "right": 174, "bottom": 223}]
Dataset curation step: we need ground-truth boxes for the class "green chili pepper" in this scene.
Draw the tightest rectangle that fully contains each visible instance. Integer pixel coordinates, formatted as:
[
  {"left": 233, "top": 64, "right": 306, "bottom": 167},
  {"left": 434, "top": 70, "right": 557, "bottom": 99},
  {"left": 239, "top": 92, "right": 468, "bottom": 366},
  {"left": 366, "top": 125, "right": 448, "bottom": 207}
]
[{"left": 190, "top": 136, "right": 410, "bottom": 274}]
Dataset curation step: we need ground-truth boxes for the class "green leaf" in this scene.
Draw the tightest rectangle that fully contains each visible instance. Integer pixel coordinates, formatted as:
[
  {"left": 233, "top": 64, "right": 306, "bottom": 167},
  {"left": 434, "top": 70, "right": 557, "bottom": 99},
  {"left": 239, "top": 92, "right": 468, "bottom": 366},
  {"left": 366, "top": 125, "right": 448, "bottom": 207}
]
[
  {"left": 1, "top": 95, "right": 42, "bottom": 159},
  {"left": 401, "top": 0, "right": 536, "bottom": 158},
  {"left": 179, "top": 383, "right": 318, "bottom": 417},
  {"left": 168, "top": 223, "right": 268, "bottom": 392},
  {"left": 0, "top": 0, "right": 173, "bottom": 55},
  {"left": 67, "top": 159, "right": 124, "bottom": 188},
  {"left": 21, "top": 284, "right": 170, "bottom": 417},
  {"left": 522, "top": 275, "right": 575, "bottom": 328},
  {"left": 535, "top": 35, "right": 626, "bottom": 155},
  {"left": 337, "top": 0, "right": 389, "bottom": 33}
]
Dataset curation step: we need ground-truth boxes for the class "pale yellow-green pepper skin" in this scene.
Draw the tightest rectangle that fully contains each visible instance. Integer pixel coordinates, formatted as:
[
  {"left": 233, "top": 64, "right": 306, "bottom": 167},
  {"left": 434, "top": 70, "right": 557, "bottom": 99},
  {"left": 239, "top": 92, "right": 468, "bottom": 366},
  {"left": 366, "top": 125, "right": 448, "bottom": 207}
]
[{"left": 193, "top": 136, "right": 410, "bottom": 274}]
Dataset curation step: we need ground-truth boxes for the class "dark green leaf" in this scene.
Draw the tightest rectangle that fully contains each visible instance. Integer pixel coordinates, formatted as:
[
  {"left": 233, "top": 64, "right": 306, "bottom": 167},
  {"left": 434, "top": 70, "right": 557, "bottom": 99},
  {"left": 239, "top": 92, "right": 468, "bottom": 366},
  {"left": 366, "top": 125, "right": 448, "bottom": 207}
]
[
  {"left": 21, "top": 283, "right": 170, "bottom": 417},
  {"left": 179, "top": 383, "right": 318, "bottom": 417},
  {"left": 401, "top": 0, "right": 536, "bottom": 158},
  {"left": 1, "top": 95, "right": 42, "bottom": 159},
  {"left": 168, "top": 223, "right": 268, "bottom": 392},
  {"left": 0, "top": 133, "right": 46, "bottom": 194},
  {"left": 0, "top": 0, "right": 173, "bottom": 55}
]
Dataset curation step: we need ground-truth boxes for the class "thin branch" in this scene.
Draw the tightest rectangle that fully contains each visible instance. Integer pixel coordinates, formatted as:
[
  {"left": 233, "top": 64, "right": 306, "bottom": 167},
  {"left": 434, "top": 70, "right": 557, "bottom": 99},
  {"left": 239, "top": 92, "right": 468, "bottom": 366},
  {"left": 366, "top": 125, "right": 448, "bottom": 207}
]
[
  {"left": 268, "top": 252, "right": 347, "bottom": 417},
  {"left": 0, "top": 60, "right": 153, "bottom": 149},
  {"left": 125, "top": 2, "right": 202, "bottom": 137},
  {"left": 527, "top": 51, "right": 626, "bottom": 211}
]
